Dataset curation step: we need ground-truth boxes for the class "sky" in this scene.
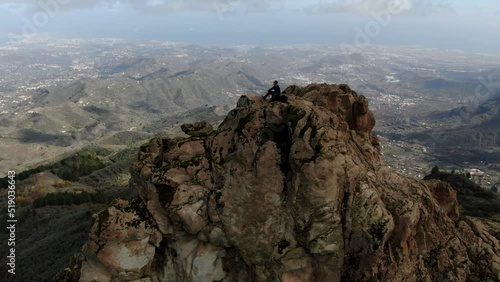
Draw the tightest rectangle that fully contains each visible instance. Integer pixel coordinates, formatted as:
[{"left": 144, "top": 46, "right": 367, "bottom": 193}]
[{"left": 0, "top": 0, "right": 499, "bottom": 53}]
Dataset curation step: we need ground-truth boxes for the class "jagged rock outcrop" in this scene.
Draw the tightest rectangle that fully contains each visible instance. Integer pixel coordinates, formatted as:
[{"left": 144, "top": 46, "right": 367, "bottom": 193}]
[
  {"left": 181, "top": 121, "right": 214, "bottom": 137},
  {"left": 66, "top": 83, "right": 500, "bottom": 282}
]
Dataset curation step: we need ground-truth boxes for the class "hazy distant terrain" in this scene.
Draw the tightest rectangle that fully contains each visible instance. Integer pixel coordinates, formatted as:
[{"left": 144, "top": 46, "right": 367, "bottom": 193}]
[{"left": 0, "top": 38, "right": 499, "bottom": 187}]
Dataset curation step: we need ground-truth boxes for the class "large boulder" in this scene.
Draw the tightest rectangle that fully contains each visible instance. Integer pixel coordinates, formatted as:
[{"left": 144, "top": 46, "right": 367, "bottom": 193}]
[{"left": 79, "top": 199, "right": 162, "bottom": 281}]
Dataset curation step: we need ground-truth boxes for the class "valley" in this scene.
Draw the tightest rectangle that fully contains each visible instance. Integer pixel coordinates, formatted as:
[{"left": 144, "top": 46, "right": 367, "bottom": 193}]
[{"left": 0, "top": 37, "right": 498, "bottom": 190}]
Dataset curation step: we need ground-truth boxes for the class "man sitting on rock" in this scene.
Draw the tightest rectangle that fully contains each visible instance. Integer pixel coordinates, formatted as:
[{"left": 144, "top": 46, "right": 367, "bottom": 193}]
[{"left": 264, "top": 80, "right": 285, "bottom": 102}]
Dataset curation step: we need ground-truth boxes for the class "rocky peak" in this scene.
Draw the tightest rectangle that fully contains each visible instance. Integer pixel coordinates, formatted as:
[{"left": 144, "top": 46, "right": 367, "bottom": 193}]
[{"left": 63, "top": 84, "right": 499, "bottom": 282}]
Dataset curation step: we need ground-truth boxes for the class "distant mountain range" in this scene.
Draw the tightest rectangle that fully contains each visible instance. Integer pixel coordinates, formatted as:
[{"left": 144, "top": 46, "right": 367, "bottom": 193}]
[
  {"left": 418, "top": 92, "right": 500, "bottom": 149},
  {"left": 1, "top": 39, "right": 500, "bottom": 178}
]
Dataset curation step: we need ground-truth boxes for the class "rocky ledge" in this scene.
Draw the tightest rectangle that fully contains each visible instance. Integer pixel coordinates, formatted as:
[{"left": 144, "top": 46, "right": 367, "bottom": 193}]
[{"left": 61, "top": 84, "right": 499, "bottom": 282}]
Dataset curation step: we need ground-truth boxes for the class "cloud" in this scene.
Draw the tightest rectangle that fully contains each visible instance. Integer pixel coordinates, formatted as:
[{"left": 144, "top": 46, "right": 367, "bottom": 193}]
[
  {"left": 0, "top": 0, "right": 282, "bottom": 14},
  {"left": 304, "top": 0, "right": 455, "bottom": 16}
]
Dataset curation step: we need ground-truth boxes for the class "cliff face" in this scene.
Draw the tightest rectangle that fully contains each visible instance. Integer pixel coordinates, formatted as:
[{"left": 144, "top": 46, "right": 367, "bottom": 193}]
[{"left": 64, "top": 84, "right": 499, "bottom": 282}]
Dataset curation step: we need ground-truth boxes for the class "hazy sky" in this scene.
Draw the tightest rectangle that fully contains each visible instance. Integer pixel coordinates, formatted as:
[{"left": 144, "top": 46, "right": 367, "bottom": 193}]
[{"left": 0, "top": 0, "right": 499, "bottom": 53}]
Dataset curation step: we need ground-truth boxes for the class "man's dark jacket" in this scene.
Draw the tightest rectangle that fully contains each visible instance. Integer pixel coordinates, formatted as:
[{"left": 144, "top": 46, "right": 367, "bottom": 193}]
[{"left": 268, "top": 85, "right": 281, "bottom": 101}]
